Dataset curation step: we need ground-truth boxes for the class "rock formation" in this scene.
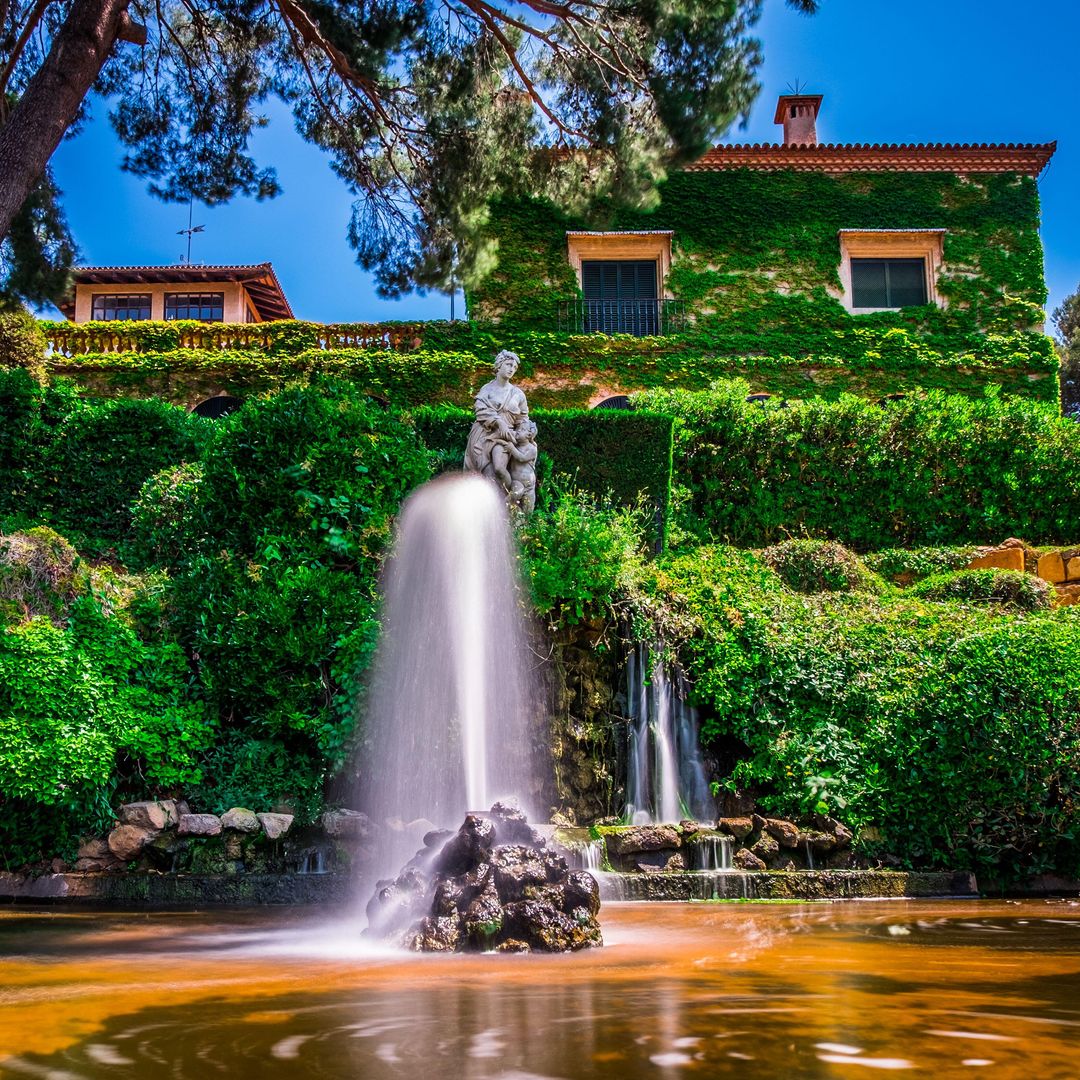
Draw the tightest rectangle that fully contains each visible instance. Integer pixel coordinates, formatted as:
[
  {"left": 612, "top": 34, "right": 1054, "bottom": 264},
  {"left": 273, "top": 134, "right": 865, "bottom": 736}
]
[{"left": 366, "top": 802, "right": 602, "bottom": 952}]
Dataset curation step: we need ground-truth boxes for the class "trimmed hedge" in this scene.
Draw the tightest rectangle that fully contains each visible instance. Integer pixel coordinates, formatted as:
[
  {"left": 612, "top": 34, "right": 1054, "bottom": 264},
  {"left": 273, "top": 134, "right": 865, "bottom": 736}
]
[
  {"left": 411, "top": 405, "right": 674, "bottom": 546},
  {"left": 638, "top": 380, "right": 1080, "bottom": 549}
]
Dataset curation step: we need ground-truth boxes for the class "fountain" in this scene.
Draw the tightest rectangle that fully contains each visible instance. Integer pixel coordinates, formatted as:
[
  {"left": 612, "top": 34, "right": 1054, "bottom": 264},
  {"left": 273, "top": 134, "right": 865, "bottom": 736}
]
[{"left": 359, "top": 472, "right": 540, "bottom": 881}]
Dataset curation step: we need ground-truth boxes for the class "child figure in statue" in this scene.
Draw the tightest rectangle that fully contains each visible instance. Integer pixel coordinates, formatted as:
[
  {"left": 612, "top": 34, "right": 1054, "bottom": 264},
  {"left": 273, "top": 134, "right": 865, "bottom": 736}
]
[{"left": 505, "top": 419, "right": 538, "bottom": 513}]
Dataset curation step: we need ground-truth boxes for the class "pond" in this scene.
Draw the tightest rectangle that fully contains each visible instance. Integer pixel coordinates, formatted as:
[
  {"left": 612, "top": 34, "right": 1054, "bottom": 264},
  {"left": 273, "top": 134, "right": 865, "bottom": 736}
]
[{"left": 1, "top": 899, "right": 1079, "bottom": 1077}]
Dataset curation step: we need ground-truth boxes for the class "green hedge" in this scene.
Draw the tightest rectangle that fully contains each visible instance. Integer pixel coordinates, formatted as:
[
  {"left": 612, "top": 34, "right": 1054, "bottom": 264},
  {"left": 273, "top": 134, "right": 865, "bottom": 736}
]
[
  {"left": 37, "top": 320, "right": 1060, "bottom": 408},
  {"left": 637, "top": 380, "right": 1080, "bottom": 549},
  {"left": 411, "top": 405, "right": 674, "bottom": 546}
]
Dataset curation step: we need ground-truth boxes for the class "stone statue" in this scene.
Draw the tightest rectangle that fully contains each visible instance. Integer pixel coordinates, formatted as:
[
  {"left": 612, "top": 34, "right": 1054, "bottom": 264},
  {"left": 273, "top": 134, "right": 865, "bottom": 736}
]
[{"left": 464, "top": 350, "right": 536, "bottom": 511}]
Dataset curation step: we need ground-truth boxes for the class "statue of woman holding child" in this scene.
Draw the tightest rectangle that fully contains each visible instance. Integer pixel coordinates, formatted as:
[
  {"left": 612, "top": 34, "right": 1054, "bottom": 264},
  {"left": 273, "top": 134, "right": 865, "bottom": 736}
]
[{"left": 464, "top": 350, "right": 537, "bottom": 512}]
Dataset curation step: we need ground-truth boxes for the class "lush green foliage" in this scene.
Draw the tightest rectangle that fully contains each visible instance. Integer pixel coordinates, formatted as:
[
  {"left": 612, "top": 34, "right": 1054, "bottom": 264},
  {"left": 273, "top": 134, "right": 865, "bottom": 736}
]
[
  {"left": 37, "top": 317, "right": 1060, "bottom": 410},
  {"left": 518, "top": 482, "right": 649, "bottom": 626},
  {"left": 641, "top": 546, "right": 1080, "bottom": 880},
  {"left": 864, "top": 545, "right": 977, "bottom": 583},
  {"left": 412, "top": 405, "right": 674, "bottom": 546},
  {"left": 639, "top": 380, "right": 1080, "bottom": 549},
  {"left": 0, "top": 590, "right": 213, "bottom": 868},
  {"left": 908, "top": 568, "right": 1052, "bottom": 611},
  {"left": 135, "top": 383, "right": 432, "bottom": 820},
  {"left": 761, "top": 539, "right": 882, "bottom": 594}
]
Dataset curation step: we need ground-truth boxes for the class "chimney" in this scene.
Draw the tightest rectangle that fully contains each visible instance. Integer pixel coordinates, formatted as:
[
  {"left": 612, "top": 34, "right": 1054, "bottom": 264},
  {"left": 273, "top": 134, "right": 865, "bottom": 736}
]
[{"left": 774, "top": 94, "right": 823, "bottom": 145}]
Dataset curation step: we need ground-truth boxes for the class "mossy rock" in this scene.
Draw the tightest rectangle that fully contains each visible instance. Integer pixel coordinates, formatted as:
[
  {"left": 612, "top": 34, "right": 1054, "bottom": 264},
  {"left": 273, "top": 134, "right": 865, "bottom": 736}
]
[
  {"left": 909, "top": 568, "right": 1052, "bottom": 611},
  {"left": 762, "top": 540, "right": 883, "bottom": 595}
]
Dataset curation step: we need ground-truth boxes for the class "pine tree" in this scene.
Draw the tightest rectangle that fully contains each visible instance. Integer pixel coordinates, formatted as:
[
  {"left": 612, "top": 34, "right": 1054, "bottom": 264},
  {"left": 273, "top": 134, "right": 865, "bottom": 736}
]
[{"left": 0, "top": 0, "right": 816, "bottom": 304}]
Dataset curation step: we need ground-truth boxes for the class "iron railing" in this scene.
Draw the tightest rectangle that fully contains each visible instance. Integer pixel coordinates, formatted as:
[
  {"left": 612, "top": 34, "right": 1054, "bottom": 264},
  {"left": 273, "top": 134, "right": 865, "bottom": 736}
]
[{"left": 557, "top": 299, "right": 685, "bottom": 336}]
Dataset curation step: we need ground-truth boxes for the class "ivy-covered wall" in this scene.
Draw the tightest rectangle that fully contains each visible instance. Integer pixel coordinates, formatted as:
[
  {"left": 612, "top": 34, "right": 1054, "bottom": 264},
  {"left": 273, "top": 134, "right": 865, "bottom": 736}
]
[{"left": 464, "top": 171, "right": 1056, "bottom": 401}]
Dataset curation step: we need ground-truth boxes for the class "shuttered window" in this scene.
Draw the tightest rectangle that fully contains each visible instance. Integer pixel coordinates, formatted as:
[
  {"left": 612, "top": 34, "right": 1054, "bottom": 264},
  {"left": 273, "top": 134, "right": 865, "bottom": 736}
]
[
  {"left": 581, "top": 260, "right": 658, "bottom": 300},
  {"left": 851, "top": 258, "right": 928, "bottom": 308}
]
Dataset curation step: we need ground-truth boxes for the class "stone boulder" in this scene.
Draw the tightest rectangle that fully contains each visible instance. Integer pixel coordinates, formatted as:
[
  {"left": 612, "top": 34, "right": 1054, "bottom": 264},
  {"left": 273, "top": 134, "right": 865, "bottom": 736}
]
[
  {"left": 322, "top": 808, "right": 373, "bottom": 840},
  {"left": 765, "top": 818, "right": 800, "bottom": 849},
  {"left": 366, "top": 806, "right": 602, "bottom": 953},
  {"left": 118, "top": 800, "right": 178, "bottom": 831},
  {"left": 257, "top": 812, "right": 293, "bottom": 839},
  {"left": 717, "top": 817, "right": 754, "bottom": 840},
  {"left": 733, "top": 848, "right": 766, "bottom": 871},
  {"left": 107, "top": 824, "right": 156, "bottom": 862},
  {"left": 178, "top": 813, "right": 222, "bottom": 837},
  {"left": 75, "top": 836, "right": 121, "bottom": 872},
  {"left": 220, "top": 808, "right": 260, "bottom": 833},
  {"left": 602, "top": 825, "right": 680, "bottom": 856}
]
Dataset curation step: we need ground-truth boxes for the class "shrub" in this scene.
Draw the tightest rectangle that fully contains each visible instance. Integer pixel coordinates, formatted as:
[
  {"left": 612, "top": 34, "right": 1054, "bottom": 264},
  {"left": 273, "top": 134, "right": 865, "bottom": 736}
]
[
  {"left": 640, "top": 546, "right": 1080, "bottom": 880},
  {"left": 194, "top": 381, "right": 430, "bottom": 574},
  {"left": 864, "top": 546, "right": 977, "bottom": 584},
  {"left": 761, "top": 539, "right": 883, "bottom": 594},
  {"left": 909, "top": 568, "right": 1052, "bottom": 611},
  {"left": 518, "top": 482, "right": 649, "bottom": 625},
  {"left": 0, "top": 596, "right": 214, "bottom": 867},
  {"left": 129, "top": 463, "right": 205, "bottom": 570},
  {"left": 0, "top": 308, "right": 45, "bottom": 377},
  {"left": 37, "top": 398, "right": 210, "bottom": 554},
  {"left": 636, "top": 381, "right": 1080, "bottom": 548}
]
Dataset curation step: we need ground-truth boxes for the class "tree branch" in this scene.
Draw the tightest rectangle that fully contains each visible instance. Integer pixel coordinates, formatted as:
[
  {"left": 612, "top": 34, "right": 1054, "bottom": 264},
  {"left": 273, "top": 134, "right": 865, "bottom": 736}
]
[{"left": 0, "top": 0, "right": 136, "bottom": 240}]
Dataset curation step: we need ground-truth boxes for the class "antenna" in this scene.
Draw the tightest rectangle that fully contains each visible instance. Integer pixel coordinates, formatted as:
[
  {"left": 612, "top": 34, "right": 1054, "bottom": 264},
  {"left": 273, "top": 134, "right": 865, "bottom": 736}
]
[
  {"left": 177, "top": 198, "right": 205, "bottom": 264},
  {"left": 786, "top": 78, "right": 807, "bottom": 95}
]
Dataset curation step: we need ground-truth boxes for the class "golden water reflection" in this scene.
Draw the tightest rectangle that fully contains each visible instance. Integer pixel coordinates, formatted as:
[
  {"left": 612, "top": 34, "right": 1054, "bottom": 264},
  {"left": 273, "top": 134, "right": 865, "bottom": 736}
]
[{"left": 1, "top": 899, "right": 1079, "bottom": 1077}]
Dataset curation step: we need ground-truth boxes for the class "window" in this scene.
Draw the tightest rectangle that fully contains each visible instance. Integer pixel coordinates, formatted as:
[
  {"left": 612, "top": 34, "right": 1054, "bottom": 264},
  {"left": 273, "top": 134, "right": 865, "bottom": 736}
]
[
  {"left": 91, "top": 294, "right": 152, "bottom": 321},
  {"left": 850, "top": 258, "right": 928, "bottom": 309},
  {"left": 580, "top": 260, "right": 659, "bottom": 334},
  {"left": 581, "top": 260, "right": 658, "bottom": 301},
  {"left": 164, "top": 292, "right": 225, "bottom": 321},
  {"left": 838, "top": 230, "right": 945, "bottom": 313}
]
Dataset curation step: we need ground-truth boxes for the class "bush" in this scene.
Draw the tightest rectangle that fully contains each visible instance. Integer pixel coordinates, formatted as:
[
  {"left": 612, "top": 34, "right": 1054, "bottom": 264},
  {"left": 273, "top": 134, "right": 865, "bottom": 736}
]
[
  {"left": 194, "top": 381, "right": 430, "bottom": 574},
  {"left": 129, "top": 463, "right": 205, "bottom": 569},
  {"left": 761, "top": 540, "right": 882, "bottom": 594},
  {"left": 36, "top": 398, "right": 210, "bottom": 554},
  {"left": 639, "top": 546, "right": 1080, "bottom": 880},
  {"left": 0, "top": 308, "right": 45, "bottom": 376},
  {"left": 518, "top": 482, "right": 649, "bottom": 625},
  {"left": 909, "top": 568, "right": 1052, "bottom": 611},
  {"left": 0, "top": 595, "right": 214, "bottom": 867},
  {"left": 637, "top": 381, "right": 1080, "bottom": 548},
  {"left": 864, "top": 546, "right": 977, "bottom": 584}
]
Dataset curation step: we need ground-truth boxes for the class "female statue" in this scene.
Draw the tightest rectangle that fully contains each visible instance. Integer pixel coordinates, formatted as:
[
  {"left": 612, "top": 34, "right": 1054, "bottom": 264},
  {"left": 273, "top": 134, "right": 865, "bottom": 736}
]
[{"left": 464, "top": 350, "right": 536, "bottom": 509}]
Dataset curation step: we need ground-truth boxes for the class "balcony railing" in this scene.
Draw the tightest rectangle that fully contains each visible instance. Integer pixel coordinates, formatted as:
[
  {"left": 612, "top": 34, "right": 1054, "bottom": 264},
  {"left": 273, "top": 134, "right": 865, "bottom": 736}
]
[{"left": 558, "top": 299, "right": 685, "bottom": 337}]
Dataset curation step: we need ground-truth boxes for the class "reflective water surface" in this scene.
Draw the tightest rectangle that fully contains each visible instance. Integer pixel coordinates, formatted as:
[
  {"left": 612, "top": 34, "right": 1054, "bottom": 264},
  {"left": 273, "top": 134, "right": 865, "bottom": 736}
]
[{"left": 2, "top": 900, "right": 1080, "bottom": 1078}]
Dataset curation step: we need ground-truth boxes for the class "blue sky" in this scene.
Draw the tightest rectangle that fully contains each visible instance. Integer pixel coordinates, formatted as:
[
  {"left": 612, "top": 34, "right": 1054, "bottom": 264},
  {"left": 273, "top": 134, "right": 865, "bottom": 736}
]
[{"left": 50, "top": 0, "right": 1080, "bottom": 327}]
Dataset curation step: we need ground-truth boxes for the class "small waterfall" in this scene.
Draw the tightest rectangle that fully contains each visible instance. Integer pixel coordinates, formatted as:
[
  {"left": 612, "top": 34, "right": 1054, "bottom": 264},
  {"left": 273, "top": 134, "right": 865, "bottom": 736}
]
[
  {"left": 691, "top": 834, "right": 733, "bottom": 872},
  {"left": 359, "top": 474, "right": 540, "bottom": 881},
  {"left": 297, "top": 848, "right": 329, "bottom": 875},
  {"left": 567, "top": 840, "right": 604, "bottom": 873},
  {"left": 625, "top": 644, "right": 714, "bottom": 825}
]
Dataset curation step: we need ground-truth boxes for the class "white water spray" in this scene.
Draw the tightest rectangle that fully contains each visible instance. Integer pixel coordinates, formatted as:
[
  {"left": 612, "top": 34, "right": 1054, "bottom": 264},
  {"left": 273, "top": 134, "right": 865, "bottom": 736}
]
[
  {"left": 625, "top": 644, "right": 714, "bottom": 825},
  {"left": 360, "top": 474, "right": 540, "bottom": 877}
]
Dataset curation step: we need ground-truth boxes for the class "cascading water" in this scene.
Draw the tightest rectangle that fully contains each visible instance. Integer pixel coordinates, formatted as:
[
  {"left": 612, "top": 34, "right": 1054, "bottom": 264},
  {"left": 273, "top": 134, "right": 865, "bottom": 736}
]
[
  {"left": 625, "top": 644, "right": 714, "bottom": 825},
  {"left": 360, "top": 473, "right": 540, "bottom": 880}
]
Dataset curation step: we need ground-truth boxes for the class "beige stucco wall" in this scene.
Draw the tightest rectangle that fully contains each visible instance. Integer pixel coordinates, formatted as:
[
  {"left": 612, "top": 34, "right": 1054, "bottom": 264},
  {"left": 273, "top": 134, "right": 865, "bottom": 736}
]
[{"left": 73, "top": 281, "right": 254, "bottom": 322}]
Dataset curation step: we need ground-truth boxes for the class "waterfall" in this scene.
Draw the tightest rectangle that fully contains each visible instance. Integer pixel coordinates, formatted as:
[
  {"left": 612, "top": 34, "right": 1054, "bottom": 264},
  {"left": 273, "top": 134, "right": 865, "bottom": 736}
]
[
  {"left": 625, "top": 643, "right": 714, "bottom": 825},
  {"left": 359, "top": 474, "right": 540, "bottom": 879}
]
